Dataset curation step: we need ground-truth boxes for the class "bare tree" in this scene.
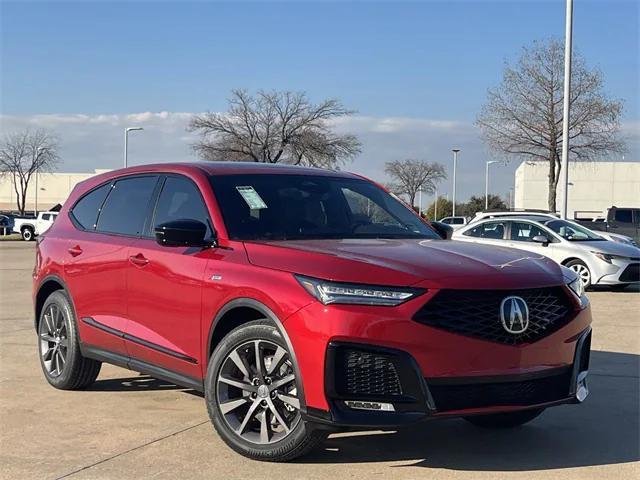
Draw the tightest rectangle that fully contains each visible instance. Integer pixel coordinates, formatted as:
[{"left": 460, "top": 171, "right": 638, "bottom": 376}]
[
  {"left": 385, "top": 159, "right": 446, "bottom": 207},
  {"left": 0, "top": 129, "right": 60, "bottom": 215},
  {"left": 476, "top": 39, "right": 625, "bottom": 212},
  {"left": 189, "top": 89, "right": 361, "bottom": 168}
]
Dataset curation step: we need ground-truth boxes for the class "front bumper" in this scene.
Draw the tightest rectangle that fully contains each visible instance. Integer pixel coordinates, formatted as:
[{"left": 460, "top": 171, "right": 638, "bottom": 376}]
[
  {"left": 284, "top": 288, "right": 592, "bottom": 428},
  {"left": 593, "top": 259, "right": 640, "bottom": 285}
]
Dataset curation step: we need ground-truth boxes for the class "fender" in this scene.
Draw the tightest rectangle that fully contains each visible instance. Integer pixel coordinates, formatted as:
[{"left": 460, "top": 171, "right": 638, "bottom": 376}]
[{"left": 206, "top": 297, "right": 307, "bottom": 413}]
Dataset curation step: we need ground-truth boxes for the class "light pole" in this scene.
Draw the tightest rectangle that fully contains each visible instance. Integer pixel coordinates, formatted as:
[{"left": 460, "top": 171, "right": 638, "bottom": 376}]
[
  {"left": 124, "top": 127, "right": 144, "bottom": 168},
  {"left": 485, "top": 160, "right": 500, "bottom": 210},
  {"left": 34, "top": 147, "right": 46, "bottom": 215},
  {"left": 434, "top": 188, "right": 438, "bottom": 220},
  {"left": 560, "top": 0, "right": 573, "bottom": 219},
  {"left": 452, "top": 149, "right": 460, "bottom": 216}
]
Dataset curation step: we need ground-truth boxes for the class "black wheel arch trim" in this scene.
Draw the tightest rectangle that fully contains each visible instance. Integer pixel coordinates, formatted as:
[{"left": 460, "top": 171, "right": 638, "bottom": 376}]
[
  {"left": 34, "top": 274, "right": 72, "bottom": 330},
  {"left": 207, "top": 297, "right": 307, "bottom": 414}
]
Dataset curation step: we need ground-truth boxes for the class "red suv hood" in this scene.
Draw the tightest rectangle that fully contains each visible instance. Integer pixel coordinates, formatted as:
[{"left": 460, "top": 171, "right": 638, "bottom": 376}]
[{"left": 243, "top": 239, "right": 564, "bottom": 289}]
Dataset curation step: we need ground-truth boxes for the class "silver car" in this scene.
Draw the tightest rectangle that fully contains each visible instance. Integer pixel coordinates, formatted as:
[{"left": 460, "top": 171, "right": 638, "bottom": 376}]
[{"left": 453, "top": 215, "right": 640, "bottom": 289}]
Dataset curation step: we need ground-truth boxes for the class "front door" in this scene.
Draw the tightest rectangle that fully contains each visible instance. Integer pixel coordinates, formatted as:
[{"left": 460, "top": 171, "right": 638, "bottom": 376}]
[{"left": 125, "top": 175, "right": 215, "bottom": 379}]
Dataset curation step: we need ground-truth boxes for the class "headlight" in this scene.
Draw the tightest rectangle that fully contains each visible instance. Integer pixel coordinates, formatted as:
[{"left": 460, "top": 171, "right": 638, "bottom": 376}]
[
  {"left": 567, "top": 276, "right": 585, "bottom": 298},
  {"left": 295, "top": 275, "right": 425, "bottom": 306},
  {"left": 591, "top": 252, "right": 626, "bottom": 264},
  {"left": 561, "top": 265, "right": 585, "bottom": 299}
]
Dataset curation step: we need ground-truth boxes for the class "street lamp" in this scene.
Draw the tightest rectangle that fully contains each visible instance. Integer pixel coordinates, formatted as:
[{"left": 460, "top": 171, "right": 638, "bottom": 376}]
[
  {"left": 34, "top": 147, "right": 46, "bottom": 215},
  {"left": 560, "top": 0, "right": 573, "bottom": 219},
  {"left": 485, "top": 160, "right": 501, "bottom": 210},
  {"left": 124, "top": 127, "right": 144, "bottom": 168},
  {"left": 452, "top": 149, "right": 460, "bottom": 216}
]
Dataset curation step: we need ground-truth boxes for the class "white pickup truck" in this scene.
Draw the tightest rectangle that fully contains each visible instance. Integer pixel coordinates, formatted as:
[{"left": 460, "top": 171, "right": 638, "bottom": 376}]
[{"left": 13, "top": 211, "right": 59, "bottom": 241}]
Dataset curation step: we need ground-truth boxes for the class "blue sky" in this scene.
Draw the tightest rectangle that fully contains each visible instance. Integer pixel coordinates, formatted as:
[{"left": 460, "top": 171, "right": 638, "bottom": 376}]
[{"left": 1, "top": 0, "right": 638, "bottom": 202}]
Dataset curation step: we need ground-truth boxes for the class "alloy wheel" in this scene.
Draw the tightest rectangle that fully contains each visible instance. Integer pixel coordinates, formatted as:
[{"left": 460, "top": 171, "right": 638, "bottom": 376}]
[
  {"left": 39, "top": 304, "right": 69, "bottom": 377},
  {"left": 569, "top": 263, "right": 591, "bottom": 287},
  {"left": 216, "top": 339, "right": 301, "bottom": 445}
]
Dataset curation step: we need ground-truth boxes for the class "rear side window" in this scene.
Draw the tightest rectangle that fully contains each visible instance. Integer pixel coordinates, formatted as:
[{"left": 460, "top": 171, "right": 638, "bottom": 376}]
[
  {"left": 41, "top": 214, "right": 51, "bottom": 221},
  {"left": 464, "top": 221, "right": 507, "bottom": 239},
  {"left": 96, "top": 176, "right": 158, "bottom": 236},
  {"left": 153, "top": 176, "right": 213, "bottom": 237},
  {"left": 71, "top": 183, "right": 111, "bottom": 230}
]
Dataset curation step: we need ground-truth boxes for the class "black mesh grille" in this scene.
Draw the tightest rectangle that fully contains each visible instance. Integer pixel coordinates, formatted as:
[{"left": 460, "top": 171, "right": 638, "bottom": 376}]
[
  {"left": 428, "top": 370, "right": 572, "bottom": 412},
  {"left": 413, "top": 287, "right": 574, "bottom": 345},
  {"left": 620, "top": 264, "right": 640, "bottom": 283},
  {"left": 335, "top": 349, "right": 403, "bottom": 397}
]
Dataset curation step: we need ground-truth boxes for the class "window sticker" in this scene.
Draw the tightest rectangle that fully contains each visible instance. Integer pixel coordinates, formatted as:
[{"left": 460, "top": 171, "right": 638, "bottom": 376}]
[{"left": 235, "top": 186, "right": 268, "bottom": 210}]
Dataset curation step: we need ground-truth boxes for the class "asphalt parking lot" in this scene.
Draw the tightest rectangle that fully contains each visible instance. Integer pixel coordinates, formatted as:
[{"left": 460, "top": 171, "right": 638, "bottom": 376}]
[{"left": 1, "top": 241, "right": 638, "bottom": 480}]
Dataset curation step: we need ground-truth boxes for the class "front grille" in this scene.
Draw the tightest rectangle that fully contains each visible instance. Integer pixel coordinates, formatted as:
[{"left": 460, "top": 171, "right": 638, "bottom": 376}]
[
  {"left": 428, "top": 369, "right": 572, "bottom": 412},
  {"left": 620, "top": 264, "right": 640, "bottom": 283},
  {"left": 334, "top": 348, "right": 403, "bottom": 397},
  {"left": 413, "top": 287, "right": 574, "bottom": 345}
]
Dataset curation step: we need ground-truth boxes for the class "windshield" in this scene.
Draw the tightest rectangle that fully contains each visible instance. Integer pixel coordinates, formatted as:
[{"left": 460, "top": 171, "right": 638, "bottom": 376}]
[
  {"left": 209, "top": 174, "right": 440, "bottom": 241},
  {"left": 544, "top": 219, "right": 604, "bottom": 241}
]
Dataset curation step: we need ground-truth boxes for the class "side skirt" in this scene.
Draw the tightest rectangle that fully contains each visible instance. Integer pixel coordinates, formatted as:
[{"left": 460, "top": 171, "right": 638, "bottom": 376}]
[{"left": 81, "top": 344, "right": 204, "bottom": 392}]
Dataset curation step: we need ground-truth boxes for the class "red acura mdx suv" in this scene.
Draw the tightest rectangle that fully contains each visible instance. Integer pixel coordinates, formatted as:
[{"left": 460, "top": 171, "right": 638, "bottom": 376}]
[{"left": 33, "top": 162, "right": 591, "bottom": 461}]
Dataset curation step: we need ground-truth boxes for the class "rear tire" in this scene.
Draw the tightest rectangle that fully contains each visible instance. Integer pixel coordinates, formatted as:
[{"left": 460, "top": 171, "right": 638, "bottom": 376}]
[
  {"left": 38, "top": 290, "right": 101, "bottom": 390},
  {"left": 464, "top": 408, "right": 544, "bottom": 428},
  {"left": 21, "top": 226, "right": 34, "bottom": 241},
  {"left": 205, "top": 319, "right": 327, "bottom": 462}
]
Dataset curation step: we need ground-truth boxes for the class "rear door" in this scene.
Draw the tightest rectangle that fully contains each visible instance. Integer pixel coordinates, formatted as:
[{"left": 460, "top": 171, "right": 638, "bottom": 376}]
[
  {"left": 125, "top": 175, "right": 214, "bottom": 379},
  {"left": 65, "top": 176, "right": 159, "bottom": 356},
  {"left": 459, "top": 220, "right": 510, "bottom": 248}
]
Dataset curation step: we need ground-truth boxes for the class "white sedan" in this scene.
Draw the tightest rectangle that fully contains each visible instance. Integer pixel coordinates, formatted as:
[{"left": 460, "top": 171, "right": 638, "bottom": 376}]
[{"left": 453, "top": 215, "right": 640, "bottom": 289}]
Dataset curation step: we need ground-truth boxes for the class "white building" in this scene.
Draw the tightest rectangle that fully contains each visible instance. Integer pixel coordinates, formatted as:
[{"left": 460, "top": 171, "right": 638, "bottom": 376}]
[
  {"left": 0, "top": 169, "right": 110, "bottom": 212},
  {"left": 514, "top": 161, "right": 640, "bottom": 218}
]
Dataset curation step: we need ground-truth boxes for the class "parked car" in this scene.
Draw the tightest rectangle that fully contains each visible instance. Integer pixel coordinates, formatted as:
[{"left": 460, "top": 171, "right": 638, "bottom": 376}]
[
  {"left": 13, "top": 211, "right": 59, "bottom": 241},
  {"left": 438, "top": 216, "right": 469, "bottom": 230},
  {"left": 470, "top": 211, "right": 638, "bottom": 247},
  {"left": 454, "top": 215, "right": 640, "bottom": 289},
  {"left": 34, "top": 163, "right": 591, "bottom": 462},
  {"left": 574, "top": 206, "right": 639, "bottom": 243},
  {"left": 0, "top": 214, "right": 14, "bottom": 235}
]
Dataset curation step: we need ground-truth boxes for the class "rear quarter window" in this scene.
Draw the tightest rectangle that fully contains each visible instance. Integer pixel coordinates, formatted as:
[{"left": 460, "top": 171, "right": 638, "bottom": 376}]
[{"left": 70, "top": 183, "right": 112, "bottom": 230}]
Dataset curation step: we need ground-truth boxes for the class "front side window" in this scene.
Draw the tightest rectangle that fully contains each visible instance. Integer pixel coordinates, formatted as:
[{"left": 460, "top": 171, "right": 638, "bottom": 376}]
[
  {"left": 153, "top": 176, "right": 213, "bottom": 238},
  {"left": 463, "top": 221, "right": 507, "bottom": 240},
  {"left": 544, "top": 219, "right": 603, "bottom": 241},
  {"left": 510, "top": 222, "right": 549, "bottom": 242},
  {"left": 96, "top": 176, "right": 158, "bottom": 236},
  {"left": 209, "top": 174, "right": 439, "bottom": 241}
]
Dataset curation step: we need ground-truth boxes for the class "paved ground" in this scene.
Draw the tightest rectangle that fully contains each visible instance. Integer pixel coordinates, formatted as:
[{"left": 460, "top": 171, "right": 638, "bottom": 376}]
[{"left": 1, "top": 241, "right": 638, "bottom": 480}]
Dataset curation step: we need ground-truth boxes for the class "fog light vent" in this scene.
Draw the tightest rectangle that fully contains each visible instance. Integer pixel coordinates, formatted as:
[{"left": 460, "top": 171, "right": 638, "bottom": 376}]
[{"left": 344, "top": 400, "right": 395, "bottom": 412}]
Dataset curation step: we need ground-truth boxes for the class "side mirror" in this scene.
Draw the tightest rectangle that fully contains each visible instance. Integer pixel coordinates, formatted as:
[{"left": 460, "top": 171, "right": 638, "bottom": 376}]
[
  {"left": 430, "top": 221, "right": 454, "bottom": 240},
  {"left": 154, "top": 219, "right": 212, "bottom": 247},
  {"left": 532, "top": 235, "right": 550, "bottom": 246}
]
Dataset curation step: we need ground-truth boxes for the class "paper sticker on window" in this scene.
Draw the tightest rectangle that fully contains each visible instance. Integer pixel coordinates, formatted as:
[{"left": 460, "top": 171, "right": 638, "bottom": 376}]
[{"left": 236, "top": 186, "right": 268, "bottom": 210}]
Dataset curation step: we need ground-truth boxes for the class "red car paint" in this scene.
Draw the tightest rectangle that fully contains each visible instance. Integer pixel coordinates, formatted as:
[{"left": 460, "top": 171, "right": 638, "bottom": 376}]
[{"left": 33, "top": 162, "right": 591, "bottom": 418}]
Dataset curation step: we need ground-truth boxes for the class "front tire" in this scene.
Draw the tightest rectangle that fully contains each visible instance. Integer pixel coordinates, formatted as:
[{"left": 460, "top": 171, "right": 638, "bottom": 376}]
[
  {"left": 565, "top": 259, "right": 592, "bottom": 289},
  {"left": 38, "top": 291, "right": 101, "bottom": 390},
  {"left": 464, "top": 408, "right": 544, "bottom": 428},
  {"left": 205, "top": 320, "right": 326, "bottom": 462}
]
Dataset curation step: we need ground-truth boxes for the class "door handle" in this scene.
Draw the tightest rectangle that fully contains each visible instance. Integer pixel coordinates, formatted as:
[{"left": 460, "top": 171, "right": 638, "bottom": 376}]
[
  {"left": 67, "top": 245, "right": 83, "bottom": 257},
  {"left": 129, "top": 253, "right": 149, "bottom": 267}
]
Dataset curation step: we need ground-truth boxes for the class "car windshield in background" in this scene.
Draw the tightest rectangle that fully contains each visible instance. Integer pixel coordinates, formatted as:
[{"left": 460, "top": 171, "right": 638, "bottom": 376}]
[
  {"left": 209, "top": 174, "right": 439, "bottom": 241},
  {"left": 544, "top": 219, "right": 604, "bottom": 241}
]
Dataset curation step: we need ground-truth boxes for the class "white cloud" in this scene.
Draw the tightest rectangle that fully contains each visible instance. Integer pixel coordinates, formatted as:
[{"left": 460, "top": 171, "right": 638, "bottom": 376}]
[{"left": 1, "top": 112, "right": 637, "bottom": 203}]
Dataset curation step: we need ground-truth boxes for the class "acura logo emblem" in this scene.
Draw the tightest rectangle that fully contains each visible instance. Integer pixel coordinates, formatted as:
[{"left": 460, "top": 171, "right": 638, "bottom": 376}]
[{"left": 500, "top": 296, "right": 529, "bottom": 334}]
